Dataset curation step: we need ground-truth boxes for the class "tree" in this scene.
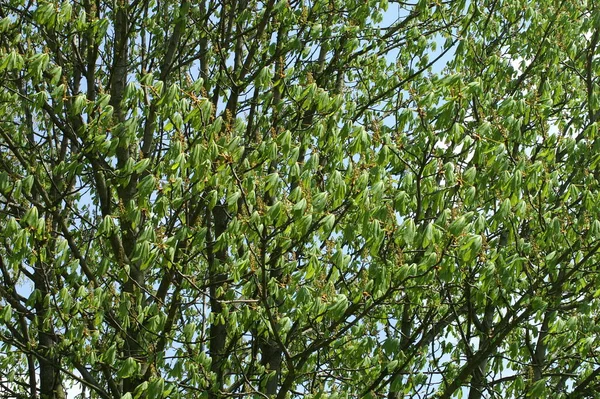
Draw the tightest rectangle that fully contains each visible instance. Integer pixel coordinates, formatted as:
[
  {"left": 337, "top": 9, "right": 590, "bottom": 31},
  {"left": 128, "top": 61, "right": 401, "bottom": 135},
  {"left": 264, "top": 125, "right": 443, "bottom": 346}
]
[{"left": 0, "top": 0, "right": 599, "bottom": 398}]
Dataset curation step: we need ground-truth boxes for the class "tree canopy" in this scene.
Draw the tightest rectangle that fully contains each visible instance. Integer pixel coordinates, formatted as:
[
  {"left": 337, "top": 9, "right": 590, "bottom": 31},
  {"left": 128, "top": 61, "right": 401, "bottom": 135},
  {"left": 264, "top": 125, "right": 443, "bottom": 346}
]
[{"left": 0, "top": 0, "right": 599, "bottom": 398}]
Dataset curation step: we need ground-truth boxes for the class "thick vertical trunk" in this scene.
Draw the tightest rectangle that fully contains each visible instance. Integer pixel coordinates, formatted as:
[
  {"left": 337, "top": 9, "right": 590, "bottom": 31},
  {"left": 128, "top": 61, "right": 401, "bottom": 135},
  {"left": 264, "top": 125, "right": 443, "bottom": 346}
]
[
  {"left": 33, "top": 223, "right": 65, "bottom": 399},
  {"left": 35, "top": 257, "right": 64, "bottom": 399},
  {"left": 531, "top": 308, "right": 550, "bottom": 386},
  {"left": 467, "top": 303, "right": 494, "bottom": 399},
  {"left": 208, "top": 205, "right": 230, "bottom": 398},
  {"left": 260, "top": 337, "right": 283, "bottom": 395},
  {"left": 108, "top": 2, "right": 144, "bottom": 395},
  {"left": 37, "top": 322, "right": 65, "bottom": 399},
  {"left": 19, "top": 65, "right": 66, "bottom": 399},
  {"left": 387, "top": 302, "right": 413, "bottom": 399}
]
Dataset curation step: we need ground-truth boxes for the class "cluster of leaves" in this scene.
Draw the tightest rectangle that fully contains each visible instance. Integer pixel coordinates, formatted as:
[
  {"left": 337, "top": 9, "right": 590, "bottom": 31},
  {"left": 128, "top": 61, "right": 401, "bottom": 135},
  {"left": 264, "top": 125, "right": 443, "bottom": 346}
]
[{"left": 0, "top": 0, "right": 599, "bottom": 398}]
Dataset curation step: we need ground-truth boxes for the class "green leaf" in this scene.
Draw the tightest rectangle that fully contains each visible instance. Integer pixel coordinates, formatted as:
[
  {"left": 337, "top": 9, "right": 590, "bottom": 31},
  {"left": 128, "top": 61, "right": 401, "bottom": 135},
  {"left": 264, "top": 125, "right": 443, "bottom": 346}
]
[
  {"left": 226, "top": 190, "right": 241, "bottom": 207},
  {"left": 207, "top": 190, "right": 218, "bottom": 210},
  {"left": 137, "top": 174, "right": 156, "bottom": 195},
  {"left": 322, "top": 214, "right": 335, "bottom": 231},
  {"left": 0, "top": 172, "right": 10, "bottom": 195},
  {"left": 99, "top": 215, "right": 114, "bottom": 235},
  {"left": 102, "top": 343, "right": 117, "bottom": 364},
  {"left": 147, "top": 378, "right": 164, "bottom": 399},
  {"left": 264, "top": 172, "right": 279, "bottom": 194},
  {"left": 29, "top": 52, "right": 49, "bottom": 80},
  {"left": 22, "top": 206, "right": 39, "bottom": 227},
  {"left": 183, "top": 323, "right": 196, "bottom": 342},
  {"left": 0, "top": 17, "right": 11, "bottom": 32},
  {"left": 72, "top": 94, "right": 87, "bottom": 115},
  {"left": 387, "top": 359, "right": 399, "bottom": 371},
  {"left": 292, "top": 198, "right": 307, "bottom": 217},
  {"left": 449, "top": 214, "right": 470, "bottom": 237},
  {"left": 423, "top": 222, "right": 434, "bottom": 248},
  {"left": 402, "top": 219, "right": 416, "bottom": 245},
  {"left": 529, "top": 378, "right": 546, "bottom": 398},
  {"left": 267, "top": 201, "right": 283, "bottom": 222},
  {"left": 133, "top": 158, "right": 151, "bottom": 174},
  {"left": 498, "top": 198, "right": 511, "bottom": 221},
  {"left": 117, "top": 357, "right": 139, "bottom": 379},
  {"left": 2, "top": 304, "right": 12, "bottom": 322},
  {"left": 21, "top": 175, "right": 34, "bottom": 196},
  {"left": 312, "top": 192, "right": 328, "bottom": 211}
]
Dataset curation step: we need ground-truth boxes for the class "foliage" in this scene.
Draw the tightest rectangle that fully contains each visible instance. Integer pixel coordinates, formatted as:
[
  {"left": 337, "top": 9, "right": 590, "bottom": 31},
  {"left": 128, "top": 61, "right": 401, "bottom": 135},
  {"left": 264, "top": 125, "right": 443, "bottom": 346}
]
[{"left": 0, "top": 0, "right": 599, "bottom": 398}]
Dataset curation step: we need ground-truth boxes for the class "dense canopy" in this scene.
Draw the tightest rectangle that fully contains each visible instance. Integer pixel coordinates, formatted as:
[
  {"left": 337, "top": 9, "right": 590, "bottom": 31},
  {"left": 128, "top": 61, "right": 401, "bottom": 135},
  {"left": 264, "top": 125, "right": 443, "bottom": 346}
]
[{"left": 0, "top": 0, "right": 599, "bottom": 398}]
